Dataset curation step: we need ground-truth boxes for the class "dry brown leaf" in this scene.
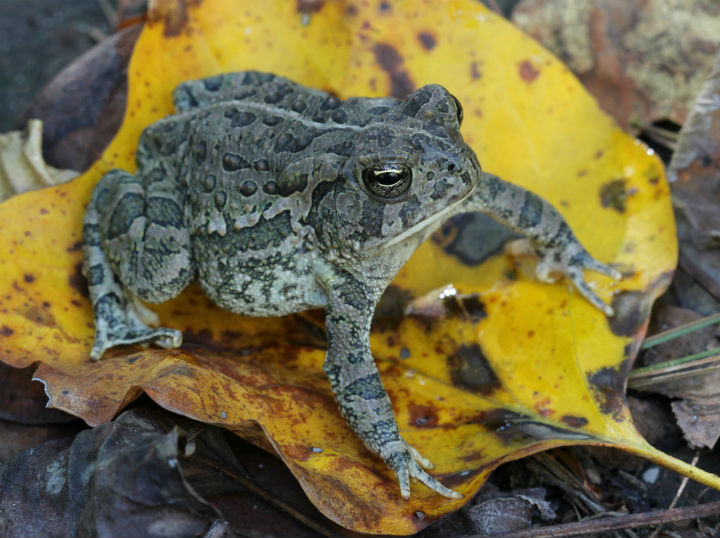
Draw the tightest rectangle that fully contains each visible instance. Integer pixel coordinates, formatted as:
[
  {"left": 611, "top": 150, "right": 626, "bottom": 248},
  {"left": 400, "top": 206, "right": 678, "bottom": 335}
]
[{"left": 512, "top": 0, "right": 720, "bottom": 130}]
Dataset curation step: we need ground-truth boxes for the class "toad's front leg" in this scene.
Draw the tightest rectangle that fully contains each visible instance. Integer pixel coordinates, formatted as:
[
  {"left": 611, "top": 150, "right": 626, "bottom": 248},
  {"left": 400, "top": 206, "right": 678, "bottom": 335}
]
[
  {"left": 321, "top": 271, "right": 461, "bottom": 500},
  {"left": 459, "top": 172, "right": 622, "bottom": 315}
]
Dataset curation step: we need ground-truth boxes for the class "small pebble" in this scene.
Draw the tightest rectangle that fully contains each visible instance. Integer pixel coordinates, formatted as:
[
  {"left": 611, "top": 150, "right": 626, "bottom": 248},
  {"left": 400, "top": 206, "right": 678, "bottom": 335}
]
[{"left": 642, "top": 466, "right": 660, "bottom": 484}]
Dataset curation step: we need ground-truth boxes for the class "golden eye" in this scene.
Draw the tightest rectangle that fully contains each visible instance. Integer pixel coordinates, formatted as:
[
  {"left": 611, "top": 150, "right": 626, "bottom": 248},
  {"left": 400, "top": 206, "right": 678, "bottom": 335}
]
[
  {"left": 362, "top": 164, "right": 412, "bottom": 198},
  {"left": 450, "top": 94, "right": 463, "bottom": 126}
]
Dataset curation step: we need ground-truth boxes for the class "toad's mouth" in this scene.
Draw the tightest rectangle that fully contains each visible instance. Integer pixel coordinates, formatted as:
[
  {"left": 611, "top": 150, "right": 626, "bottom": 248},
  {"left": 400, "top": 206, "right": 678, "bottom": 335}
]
[{"left": 379, "top": 186, "right": 474, "bottom": 249}]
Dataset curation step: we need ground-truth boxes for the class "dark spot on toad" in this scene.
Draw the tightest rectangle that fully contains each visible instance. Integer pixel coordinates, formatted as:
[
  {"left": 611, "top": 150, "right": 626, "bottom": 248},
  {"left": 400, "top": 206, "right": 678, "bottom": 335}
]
[
  {"left": 0, "top": 326, "right": 13, "bottom": 337},
  {"left": 262, "top": 115, "right": 284, "bottom": 127},
  {"left": 399, "top": 347, "right": 411, "bottom": 359},
  {"left": 253, "top": 159, "right": 270, "bottom": 172},
  {"left": 379, "top": 1, "right": 391, "bottom": 12},
  {"left": 222, "top": 153, "right": 250, "bottom": 171},
  {"left": 470, "top": 61, "right": 482, "bottom": 79},
  {"left": 418, "top": 32, "right": 436, "bottom": 50},
  {"left": 239, "top": 181, "right": 258, "bottom": 197},
  {"left": 331, "top": 109, "right": 348, "bottom": 123},
  {"left": 214, "top": 191, "right": 227, "bottom": 210},
  {"left": 599, "top": 179, "right": 628, "bottom": 213},
  {"left": 68, "top": 262, "right": 89, "bottom": 298},
  {"left": 23, "top": 274, "right": 35, "bottom": 284},
  {"left": 203, "top": 75, "right": 222, "bottom": 91},
  {"left": 518, "top": 60, "right": 540, "bottom": 83},
  {"left": 561, "top": 415, "right": 589, "bottom": 428},
  {"left": 224, "top": 109, "right": 256, "bottom": 128},
  {"left": 373, "top": 43, "right": 415, "bottom": 98},
  {"left": 66, "top": 241, "right": 83, "bottom": 253},
  {"left": 447, "top": 343, "right": 500, "bottom": 394},
  {"left": 263, "top": 181, "right": 278, "bottom": 195}
]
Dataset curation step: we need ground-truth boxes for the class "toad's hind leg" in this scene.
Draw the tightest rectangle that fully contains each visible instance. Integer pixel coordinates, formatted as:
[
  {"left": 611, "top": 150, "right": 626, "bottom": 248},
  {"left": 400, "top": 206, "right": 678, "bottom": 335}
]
[{"left": 83, "top": 168, "right": 195, "bottom": 360}]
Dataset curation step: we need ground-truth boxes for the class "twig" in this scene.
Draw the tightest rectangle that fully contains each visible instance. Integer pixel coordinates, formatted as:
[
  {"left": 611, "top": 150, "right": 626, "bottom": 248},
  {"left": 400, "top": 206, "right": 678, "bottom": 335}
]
[
  {"left": 96, "top": 0, "right": 118, "bottom": 28},
  {"left": 641, "top": 313, "right": 720, "bottom": 349},
  {"left": 647, "top": 452, "right": 701, "bottom": 538},
  {"left": 628, "top": 353, "right": 720, "bottom": 389},
  {"left": 469, "top": 501, "right": 720, "bottom": 538}
]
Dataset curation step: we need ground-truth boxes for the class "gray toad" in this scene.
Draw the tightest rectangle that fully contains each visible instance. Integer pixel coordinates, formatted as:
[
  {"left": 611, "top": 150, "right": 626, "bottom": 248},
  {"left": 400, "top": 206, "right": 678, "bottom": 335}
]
[{"left": 83, "top": 71, "right": 620, "bottom": 499}]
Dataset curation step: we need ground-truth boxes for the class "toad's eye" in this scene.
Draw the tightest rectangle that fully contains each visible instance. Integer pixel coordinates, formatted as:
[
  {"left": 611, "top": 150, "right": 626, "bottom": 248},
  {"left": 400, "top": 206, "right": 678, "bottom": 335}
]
[
  {"left": 450, "top": 94, "right": 463, "bottom": 126},
  {"left": 362, "top": 164, "right": 412, "bottom": 198}
]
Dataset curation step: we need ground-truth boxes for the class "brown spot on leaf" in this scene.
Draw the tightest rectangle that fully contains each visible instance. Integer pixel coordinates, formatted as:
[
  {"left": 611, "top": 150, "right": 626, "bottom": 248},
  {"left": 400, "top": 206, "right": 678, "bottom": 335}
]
[
  {"left": 417, "top": 32, "right": 436, "bottom": 50},
  {"left": 440, "top": 294, "right": 487, "bottom": 323},
  {"left": 0, "top": 326, "right": 13, "bottom": 337},
  {"left": 21, "top": 305, "right": 56, "bottom": 327},
  {"left": 470, "top": 61, "right": 482, "bottom": 79},
  {"left": 518, "top": 60, "right": 540, "bottom": 83},
  {"left": 599, "top": 179, "right": 628, "bottom": 213},
  {"left": 447, "top": 344, "right": 500, "bottom": 394},
  {"left": 408, "top": 404, "right": 438, "bottom": 428},
  {"left": 608, "top": 290, "right": 653, "bottom": 337},
  {"left": 373, "top": 43, "right": 415, "bottom": 98},
  {"left": 375, "top": 284, "right": 414, "bottom": 330},
  {"left": 587, "top": 360, "right": 631, "bottom": 421},
  {"left": 68, "top": 262, "right": 89, "bottom": 298},
  {"left": 296, "top": 0, "right": 325, "bottom": 14},
  {"left": 561, "top": 415, "right": 589, "bottom": 428},
  {"left": 148, "top": 0, "right": 203, "bottom": 37}
]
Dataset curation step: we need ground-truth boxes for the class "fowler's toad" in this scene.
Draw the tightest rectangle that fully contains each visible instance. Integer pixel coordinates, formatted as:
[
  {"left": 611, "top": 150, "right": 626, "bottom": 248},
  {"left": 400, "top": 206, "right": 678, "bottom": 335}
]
[{"left": 83, "top": 71, "right": 620, "bottom": 499}]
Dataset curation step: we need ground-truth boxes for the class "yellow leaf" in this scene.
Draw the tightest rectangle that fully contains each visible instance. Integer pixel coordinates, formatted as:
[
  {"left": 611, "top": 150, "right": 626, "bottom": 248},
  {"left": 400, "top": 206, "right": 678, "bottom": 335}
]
[{"left": 0, "top": 0, "right": 716, "bottom": 534}]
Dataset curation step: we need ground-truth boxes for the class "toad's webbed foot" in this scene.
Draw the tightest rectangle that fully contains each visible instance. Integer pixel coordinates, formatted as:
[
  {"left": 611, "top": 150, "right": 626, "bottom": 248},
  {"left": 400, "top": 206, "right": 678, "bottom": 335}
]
[
  {"left": 383, "top": 440, "right": 462, "bottom": 500},
  {"left": 534, "top": 243, "right": 621, "bottom": 316},
  {"left": 90, "top": 323, "right": 182, "bottom": 361}
]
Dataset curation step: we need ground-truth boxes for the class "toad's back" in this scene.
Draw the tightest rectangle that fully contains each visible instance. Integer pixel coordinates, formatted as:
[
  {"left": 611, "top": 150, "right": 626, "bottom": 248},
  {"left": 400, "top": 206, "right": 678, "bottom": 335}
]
[{"left": 146, "top": 72, "right": 402, "bottom": 314}]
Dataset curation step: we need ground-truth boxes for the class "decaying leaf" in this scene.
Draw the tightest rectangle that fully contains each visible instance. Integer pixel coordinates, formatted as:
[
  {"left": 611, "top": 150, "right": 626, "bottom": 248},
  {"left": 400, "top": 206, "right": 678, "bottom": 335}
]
[
  {"left": 668, "top": 49, "right": 720, "bottom": 248},
  {"left": 0, "top": 120, "right": 77, "bottom": 202},
  {"left": 640, "top": 305, "right": 720, "bottom": 449},
  {"left": 666, "top": 48, "right": 720, "bottom": 302},
  {"left": 512, "top": 0, "right": 720, "bottom": 130},
  {"left": 0, "top": 408, "right": 226, "bottom": 538},
  {"left": 0, "top": 0, "right": 716, "bottom": 534},
  {"left": 20, "top": 25, "right": 141, "bottom": 173}
]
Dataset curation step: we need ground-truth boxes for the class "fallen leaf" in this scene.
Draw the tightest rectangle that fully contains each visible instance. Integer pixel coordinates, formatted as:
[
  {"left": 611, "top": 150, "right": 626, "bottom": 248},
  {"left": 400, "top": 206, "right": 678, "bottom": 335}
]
[
  {"left": 20, "top": 25, "right": 141, "bottom": 173},
  {"left": 0, "top": 0, "right": 716, "bottom": 534},
  {"left": 512, "top": 0, "right": 720, "bottom": 130},
  {"left": 0, "top": 361, "right": 74, "bottom": 424},
  {"left": 640, "top": 305, "right": 720, "bottom": 449},
  {"left": 668, "top": 49, "right": 720, "bottom": 248},
  {"left": 0, "top": 120, "right": 77, "bottom": 201},
  {"left": 0, "top": 408, "right": 225, "bottom": 538}
]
